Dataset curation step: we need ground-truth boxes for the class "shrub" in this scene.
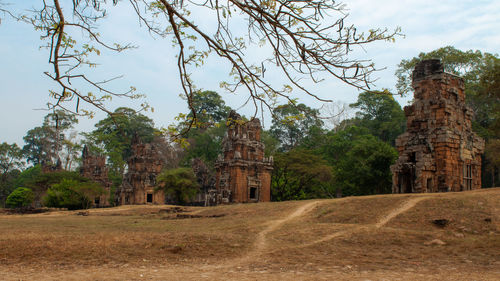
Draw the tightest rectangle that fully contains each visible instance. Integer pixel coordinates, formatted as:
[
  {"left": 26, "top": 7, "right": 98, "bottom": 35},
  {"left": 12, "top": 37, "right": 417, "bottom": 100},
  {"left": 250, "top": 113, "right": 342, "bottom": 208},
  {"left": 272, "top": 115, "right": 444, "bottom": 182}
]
[
  {"left": 156, "top": 168, "right": 200, "bottom": 205},
  {"left": 6, "top": 187, "right": 34, "bottom": 209},
  {"left": 43, "top": 179, "right": 104, "bottom": 210}
]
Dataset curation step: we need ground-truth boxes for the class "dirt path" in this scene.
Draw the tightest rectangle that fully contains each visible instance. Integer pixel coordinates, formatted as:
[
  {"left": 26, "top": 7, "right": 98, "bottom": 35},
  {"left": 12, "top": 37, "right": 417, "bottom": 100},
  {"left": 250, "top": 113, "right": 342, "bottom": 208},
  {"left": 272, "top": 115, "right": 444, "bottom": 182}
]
[
  {"left": 219, "top": 200, "right": 320, "bottom": 268},
  {"left": 375, "top": 196, "right": 426, "bottom": 228},
  {"left": 297, "top": 197, "right": 428, "bottom": 248}
]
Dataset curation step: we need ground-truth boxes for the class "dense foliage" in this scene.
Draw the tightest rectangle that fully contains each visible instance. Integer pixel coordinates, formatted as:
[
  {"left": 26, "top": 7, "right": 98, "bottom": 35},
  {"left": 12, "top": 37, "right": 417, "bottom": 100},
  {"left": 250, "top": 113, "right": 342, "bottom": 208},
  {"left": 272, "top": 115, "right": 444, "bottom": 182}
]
[
  {"left": 43, "top": 179, "right": 104, "bottom": 210},
  {"left": 5, "top": 187, "right": 34, "bottom": 209},
  {"left": 156, "top": 168, "right": 200, "bottom": 205}
]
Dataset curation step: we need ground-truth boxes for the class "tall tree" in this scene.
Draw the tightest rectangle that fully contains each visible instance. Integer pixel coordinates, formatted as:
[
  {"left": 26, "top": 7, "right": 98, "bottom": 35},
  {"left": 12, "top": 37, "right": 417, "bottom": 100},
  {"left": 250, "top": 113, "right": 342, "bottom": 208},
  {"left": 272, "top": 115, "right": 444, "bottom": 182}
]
[
  {"left": 321, "top": 126, "right": 397, "bottom": 196},
  {"left": 83, "top": 107, "right": 157, "bottom": 176},
  {"left": 349, "top": 91, "right": 406, "bottom": 145},
  {"left": 0, "top": 142, "right": 25, "bottom": 206},
  {"left": 2, "top": 1, "right": 400, "bottom": 126},
  {"left": 156, "top": 168, "right": 200, "bottom": 205},
  {"left": 22, "top": 110, "right": 78, "bottom": 166},
  {"left": 272, "top": 148, "right": 333, "bottom": 201},
  {"left": 186, "top": 90, "right": 232, "bottom": 128},
  {"left": 477, "top": 58, "right": 500, "bottom": 186},
  {"left": 270, "top": 103, "right": 323, "bottom": 152}
]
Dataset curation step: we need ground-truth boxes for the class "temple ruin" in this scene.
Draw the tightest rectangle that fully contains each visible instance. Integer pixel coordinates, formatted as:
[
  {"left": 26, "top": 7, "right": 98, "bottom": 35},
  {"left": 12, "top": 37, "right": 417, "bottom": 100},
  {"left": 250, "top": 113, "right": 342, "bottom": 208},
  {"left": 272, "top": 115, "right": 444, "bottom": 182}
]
[
  {"left": 391, "top": 59, "right": 484, "bottom": 193},
  {"left": 213, "top": 111, "right": 273, "bottom": 204},
  {"left": 80, "top": 145, "right": 112, "bottom": 207},
  {"left": 117, "top": 136, "right": 166, "bottom": 205}
]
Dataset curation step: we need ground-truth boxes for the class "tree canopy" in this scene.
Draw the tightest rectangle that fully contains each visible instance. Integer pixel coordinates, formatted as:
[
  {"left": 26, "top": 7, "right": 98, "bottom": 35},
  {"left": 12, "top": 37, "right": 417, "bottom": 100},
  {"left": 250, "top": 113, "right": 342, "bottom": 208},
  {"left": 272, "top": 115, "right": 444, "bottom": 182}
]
[
  {"left": 349, "top": 91, "right": 406, "bottom": 145},
  {"left": 83, "top": 107, "right": 157, "bottom": 175},
  {"left": 270, "top": 103, "right": 323, "bottom": 152}
]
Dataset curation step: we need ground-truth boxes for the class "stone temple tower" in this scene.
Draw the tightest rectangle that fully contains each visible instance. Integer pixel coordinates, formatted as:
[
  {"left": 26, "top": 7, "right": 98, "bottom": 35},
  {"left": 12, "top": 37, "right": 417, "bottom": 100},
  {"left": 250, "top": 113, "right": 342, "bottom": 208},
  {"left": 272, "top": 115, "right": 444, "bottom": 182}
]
[
  {"left": 215, "top": 111, "right": 273, "bottom": 203},
  {"left": 391, "top": 59, "right": 484, "bottom": 193},
  {"left": 117, "top": 135, "right": 166, "bottom": 205},
  {"left": 80, "top": 145, "right": 111, "bottom": 207}
]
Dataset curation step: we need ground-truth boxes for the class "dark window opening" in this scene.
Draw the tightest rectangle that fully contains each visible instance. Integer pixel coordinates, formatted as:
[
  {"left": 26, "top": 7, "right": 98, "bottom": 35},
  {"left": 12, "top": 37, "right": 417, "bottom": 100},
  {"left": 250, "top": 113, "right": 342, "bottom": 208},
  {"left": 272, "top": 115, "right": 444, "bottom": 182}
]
[
  {"left": 409, "top": 152, "right": 416, "bottom": 163},
  {"left": 249, "top": 187, "right": 257, "bottom": 199},
  {"left": 94, "top": 197, "right": 100, "bottom": 205},
  {"left": 427, "top": 178, "right": 433, "bottom": 192},
  {"left": 147, "top": 193, "right": 153, "bottom": 203},
  {"left": 125, "top": 196, "right": 129, "bottom": 204}
]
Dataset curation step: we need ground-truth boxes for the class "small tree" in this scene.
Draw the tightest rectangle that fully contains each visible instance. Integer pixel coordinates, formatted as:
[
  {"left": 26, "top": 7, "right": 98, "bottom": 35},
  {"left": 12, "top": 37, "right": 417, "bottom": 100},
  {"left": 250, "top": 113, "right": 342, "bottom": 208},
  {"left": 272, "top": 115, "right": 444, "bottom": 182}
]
[
  {"left": 156, "top": 168, "right": 200, "bottom": 205},
  {"left": 6, "top": 187, "right": 34, "bottom": 209},
  {"left": 43, "top": 179, "right": 104, "bottom": 210}
]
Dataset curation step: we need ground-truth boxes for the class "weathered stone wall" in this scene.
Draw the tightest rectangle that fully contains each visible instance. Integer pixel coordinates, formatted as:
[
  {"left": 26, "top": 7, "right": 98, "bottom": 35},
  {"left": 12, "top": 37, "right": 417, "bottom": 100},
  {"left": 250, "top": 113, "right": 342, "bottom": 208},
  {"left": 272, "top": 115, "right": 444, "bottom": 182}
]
[
  {"left": 214, "top": 111, "right": 273, "bottom": 203},
  {"left": 391, "top": 59, "right": 484, "bottom": 193},
  {"left": 80, "top": 145, "right": 112, "bottom": 207},
  {"left": 117, "top": 137, "right": 166, "bottom": 205}
]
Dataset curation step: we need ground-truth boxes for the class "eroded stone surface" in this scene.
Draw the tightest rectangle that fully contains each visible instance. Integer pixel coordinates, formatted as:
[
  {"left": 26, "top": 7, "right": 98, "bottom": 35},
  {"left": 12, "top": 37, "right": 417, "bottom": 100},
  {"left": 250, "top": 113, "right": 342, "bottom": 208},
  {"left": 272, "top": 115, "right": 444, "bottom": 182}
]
[
  {"left": 117, "top": 135, "right": 166, "bottom": 205},
  {"left": 391, "top": 59, "right": 484, "bottom": 193},
  {"left": 213, "top": 111, "right": 273, "bottom": 204},
  {"left": 80, "top": 145, "right": 112, "bottom": 207}
]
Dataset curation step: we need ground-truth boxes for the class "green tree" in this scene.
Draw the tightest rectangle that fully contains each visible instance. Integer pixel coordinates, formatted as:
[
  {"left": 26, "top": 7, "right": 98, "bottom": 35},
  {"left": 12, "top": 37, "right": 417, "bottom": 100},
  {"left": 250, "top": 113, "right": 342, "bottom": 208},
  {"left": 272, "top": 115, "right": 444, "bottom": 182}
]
[
  {"left": 0, "top": 142, "right": 25, "bottom": 205},
  {"left": 271, "top": 148, "right": 333, "bottom": 201},
  {"left": 181, "top": 125, "right": 226, "bottom": 168},
  {"left": 261, "top": 130, "right": 280, "bottom": 157},
  {"left": 84, "top": 107, "right": 157, "bottom": 176},
  {"left": 178, "top": 92, "right": 232, "bottom": 166},
  {"left": 478, "top": 58, "right": 500, "bottom": 186},
  {"left": 349, "top": 91, "right": 406, "bottom": 145},
  {"left": 17, "top": 169, "right": 89, "bottom": 207},
  {"left": 6, "top": 187, "right": 34, "bottom": 209},
  {"left": 11, "top": 165, "right": 42, "bottom": 192},
  {"left": 186, "top": 91, "right": 232, "bottom": 127},
  {"left": 335, "top": 135, "right": 397, "bottom": 195},
  {"left": 270, "top": 103, "right": 323, "bottom": 151},
  {"left": 43, "top": 178, "right": 104, "bottom": 210},
  {"left": 321, "top": 126, "right": 397, "bottom": 196},
  {"left": 22, "top": 126, "right": 51, "bottom": 166},
  {"left": 22, "top": 110, "right": 78, "bottom": 166},
  {"left": 156, "top": 168, "right": 200, "bottom": 205}
]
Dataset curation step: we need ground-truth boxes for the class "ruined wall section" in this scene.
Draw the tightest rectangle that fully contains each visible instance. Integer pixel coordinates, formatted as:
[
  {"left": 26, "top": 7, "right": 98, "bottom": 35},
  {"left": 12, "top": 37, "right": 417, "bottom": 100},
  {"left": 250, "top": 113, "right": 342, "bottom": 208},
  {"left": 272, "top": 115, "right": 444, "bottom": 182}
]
[
  {"left": 391, "top": 59, "right": 484, "bottom": 193},
  {"left": 117, "top": 137, "right": 165, "bottom": 205},
  {"left": 80, "top": 145, "right": 112, "bottom": 207},
  {"left": 214, "top": 111, "right": 273, "bottom": 203}
]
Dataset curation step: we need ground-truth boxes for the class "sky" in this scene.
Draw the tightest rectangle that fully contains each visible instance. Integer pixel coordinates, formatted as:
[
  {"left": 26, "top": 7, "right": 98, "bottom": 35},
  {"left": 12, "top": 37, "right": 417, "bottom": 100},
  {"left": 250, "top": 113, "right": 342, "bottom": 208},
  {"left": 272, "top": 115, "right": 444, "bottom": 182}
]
[{"left": 0, "top": 0, "right": 499, "bottom": 146}]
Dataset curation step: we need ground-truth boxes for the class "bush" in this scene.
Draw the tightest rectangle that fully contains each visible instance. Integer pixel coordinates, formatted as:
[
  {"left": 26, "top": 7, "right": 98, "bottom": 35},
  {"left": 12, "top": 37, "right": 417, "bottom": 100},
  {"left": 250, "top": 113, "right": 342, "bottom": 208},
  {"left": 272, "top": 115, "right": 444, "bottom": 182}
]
[
  {"left": 6, "top": 187, "right": 34, "bottom": 209},
  {"left": 156, "top": 168, "right": 200, "bottom": 205},
  {"left": 43, "top": 179, "right": 104, "bottom": 210}
]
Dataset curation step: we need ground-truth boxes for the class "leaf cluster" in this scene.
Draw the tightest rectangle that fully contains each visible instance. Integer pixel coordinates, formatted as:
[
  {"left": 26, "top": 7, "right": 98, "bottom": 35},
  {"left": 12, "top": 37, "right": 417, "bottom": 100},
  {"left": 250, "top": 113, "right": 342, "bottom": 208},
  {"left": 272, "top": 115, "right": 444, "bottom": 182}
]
[
  {"left": 156, "top": 167, "right": 200, "bottom": 205},
  {"left": 43, "top": 178, "right": 104, "bottom": 210}
]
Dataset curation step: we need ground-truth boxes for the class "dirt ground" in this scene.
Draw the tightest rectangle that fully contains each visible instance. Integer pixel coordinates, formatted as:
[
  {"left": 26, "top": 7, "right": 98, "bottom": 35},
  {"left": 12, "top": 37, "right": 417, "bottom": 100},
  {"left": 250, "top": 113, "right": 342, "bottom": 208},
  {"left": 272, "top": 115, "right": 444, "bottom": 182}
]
[{"left": 1, "top": 188, "right": 499, "bottom": 280}]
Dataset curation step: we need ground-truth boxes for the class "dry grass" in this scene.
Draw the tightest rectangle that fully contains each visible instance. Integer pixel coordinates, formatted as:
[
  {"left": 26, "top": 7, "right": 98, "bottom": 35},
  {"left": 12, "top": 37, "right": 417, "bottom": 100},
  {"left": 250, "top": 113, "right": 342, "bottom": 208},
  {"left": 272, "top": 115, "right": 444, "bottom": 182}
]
[{"left": 0, "top": 189, "right": 499, "bottom": 280}]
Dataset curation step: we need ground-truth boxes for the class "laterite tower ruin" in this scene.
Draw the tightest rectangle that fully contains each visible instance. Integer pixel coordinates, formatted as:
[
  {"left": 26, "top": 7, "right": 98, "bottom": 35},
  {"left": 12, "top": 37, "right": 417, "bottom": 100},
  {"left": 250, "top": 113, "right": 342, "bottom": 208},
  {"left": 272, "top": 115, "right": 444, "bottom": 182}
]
[
  {"left": 391, "top": 59, "right": 484, "bottom": 193},
  {"left": 117, "top": 136, "right": 166, "bottom": 205},
  {"left": 214, "top": 111, "right": 273, "bottom": 203},
  {"left": 80, "top": 145, "right": 112, "bottom": 207}
]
